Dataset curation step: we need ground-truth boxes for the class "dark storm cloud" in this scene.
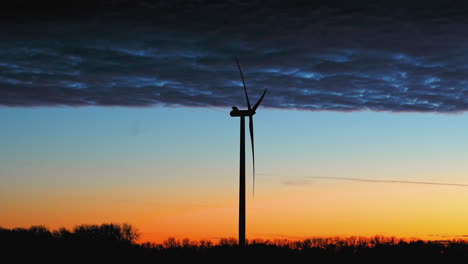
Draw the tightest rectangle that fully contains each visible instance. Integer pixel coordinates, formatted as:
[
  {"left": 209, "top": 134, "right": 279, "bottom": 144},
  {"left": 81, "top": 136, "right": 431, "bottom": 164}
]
[{"left": 3, "top": 0, "right": 468, "bottom": 112}]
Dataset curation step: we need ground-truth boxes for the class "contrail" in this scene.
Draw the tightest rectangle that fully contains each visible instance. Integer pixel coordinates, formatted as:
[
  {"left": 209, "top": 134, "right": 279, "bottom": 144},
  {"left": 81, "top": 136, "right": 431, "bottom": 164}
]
[{"left": 306, "top": 176, "right": 468, "bottom": 187}]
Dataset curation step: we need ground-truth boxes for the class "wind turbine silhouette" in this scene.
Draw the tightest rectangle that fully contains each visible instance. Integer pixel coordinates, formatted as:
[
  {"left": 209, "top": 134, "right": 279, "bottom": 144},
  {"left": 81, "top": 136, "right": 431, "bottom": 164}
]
[{"left": 230, "top": 56, "right": 267, "bottom": 246}]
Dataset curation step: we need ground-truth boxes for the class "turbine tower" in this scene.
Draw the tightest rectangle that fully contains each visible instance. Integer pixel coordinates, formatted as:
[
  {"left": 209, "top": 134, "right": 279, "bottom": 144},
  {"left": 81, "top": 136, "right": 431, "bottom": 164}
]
[{"left": 230, "top": 57, "right": 267, "bottom": 247}]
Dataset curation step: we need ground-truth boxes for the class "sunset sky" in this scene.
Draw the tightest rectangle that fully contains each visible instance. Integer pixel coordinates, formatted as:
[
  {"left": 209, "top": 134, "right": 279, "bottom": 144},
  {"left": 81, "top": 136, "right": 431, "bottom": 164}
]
[{"left": 3, "top": 0, "right": 468, "bottom": 243}]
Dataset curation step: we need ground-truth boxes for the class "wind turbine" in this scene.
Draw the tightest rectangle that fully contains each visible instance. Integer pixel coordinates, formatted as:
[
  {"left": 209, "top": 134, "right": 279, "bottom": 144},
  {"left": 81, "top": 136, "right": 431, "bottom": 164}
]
[{"left": 230, "top": 57, "right": 267, "bottom": 246}]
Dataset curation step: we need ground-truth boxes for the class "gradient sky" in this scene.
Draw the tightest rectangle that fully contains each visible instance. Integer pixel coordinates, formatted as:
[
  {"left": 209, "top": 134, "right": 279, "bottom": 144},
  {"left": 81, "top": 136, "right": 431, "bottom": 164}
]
[
  {"left": 3, "top": 0, "right": 468, "bottom": 242},
  {"left": 3, "top": 107, "right": 468, "bottom": 242}
]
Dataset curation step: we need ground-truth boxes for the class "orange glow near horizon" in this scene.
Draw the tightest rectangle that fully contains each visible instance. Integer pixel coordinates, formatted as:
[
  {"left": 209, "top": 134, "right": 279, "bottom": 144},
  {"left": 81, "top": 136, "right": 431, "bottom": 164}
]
[{"left": 3, "top": 181, "right": 468, "bottom": 243}]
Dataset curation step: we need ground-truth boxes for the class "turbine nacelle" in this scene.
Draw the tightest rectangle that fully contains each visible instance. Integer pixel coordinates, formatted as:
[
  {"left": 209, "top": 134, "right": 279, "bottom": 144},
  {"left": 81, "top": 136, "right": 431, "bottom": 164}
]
[{"left": 230, "top": 106, "right": 255, "bottom": 117}]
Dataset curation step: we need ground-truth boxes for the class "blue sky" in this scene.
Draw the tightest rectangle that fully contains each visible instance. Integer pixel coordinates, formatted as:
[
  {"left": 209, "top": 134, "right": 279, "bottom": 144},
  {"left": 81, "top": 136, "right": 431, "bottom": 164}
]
[{"left": 3, "top": 106, "right": 468, "bottom": 193}]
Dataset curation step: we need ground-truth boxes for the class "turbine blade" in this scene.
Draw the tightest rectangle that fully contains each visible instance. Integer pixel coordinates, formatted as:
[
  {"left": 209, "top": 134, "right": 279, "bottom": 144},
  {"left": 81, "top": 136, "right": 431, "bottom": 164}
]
[
  {"left": 252, "top": 89, "right": 267, "bottom": 111},
  {"left": 249, "top": 115, "right": 255, "bottom": 196},
  {"left": 235, "top": 56, "right": 251, "bottom": 110}
]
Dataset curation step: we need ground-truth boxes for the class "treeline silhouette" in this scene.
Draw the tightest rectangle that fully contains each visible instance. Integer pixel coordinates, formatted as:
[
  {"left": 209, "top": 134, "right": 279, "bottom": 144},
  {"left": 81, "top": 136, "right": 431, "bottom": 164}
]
[
  {"left": 0, "top": 224, "right": 140, "bottom": 262},
  {"left": 2, "top": 224, "right": 468, "bottom": 262}
]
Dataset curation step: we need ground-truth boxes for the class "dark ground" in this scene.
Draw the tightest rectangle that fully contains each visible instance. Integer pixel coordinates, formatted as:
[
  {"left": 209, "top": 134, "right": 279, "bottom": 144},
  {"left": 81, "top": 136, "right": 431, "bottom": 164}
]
[{"left": 1, "top": 224, "right": 468, "bottom": 263}]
